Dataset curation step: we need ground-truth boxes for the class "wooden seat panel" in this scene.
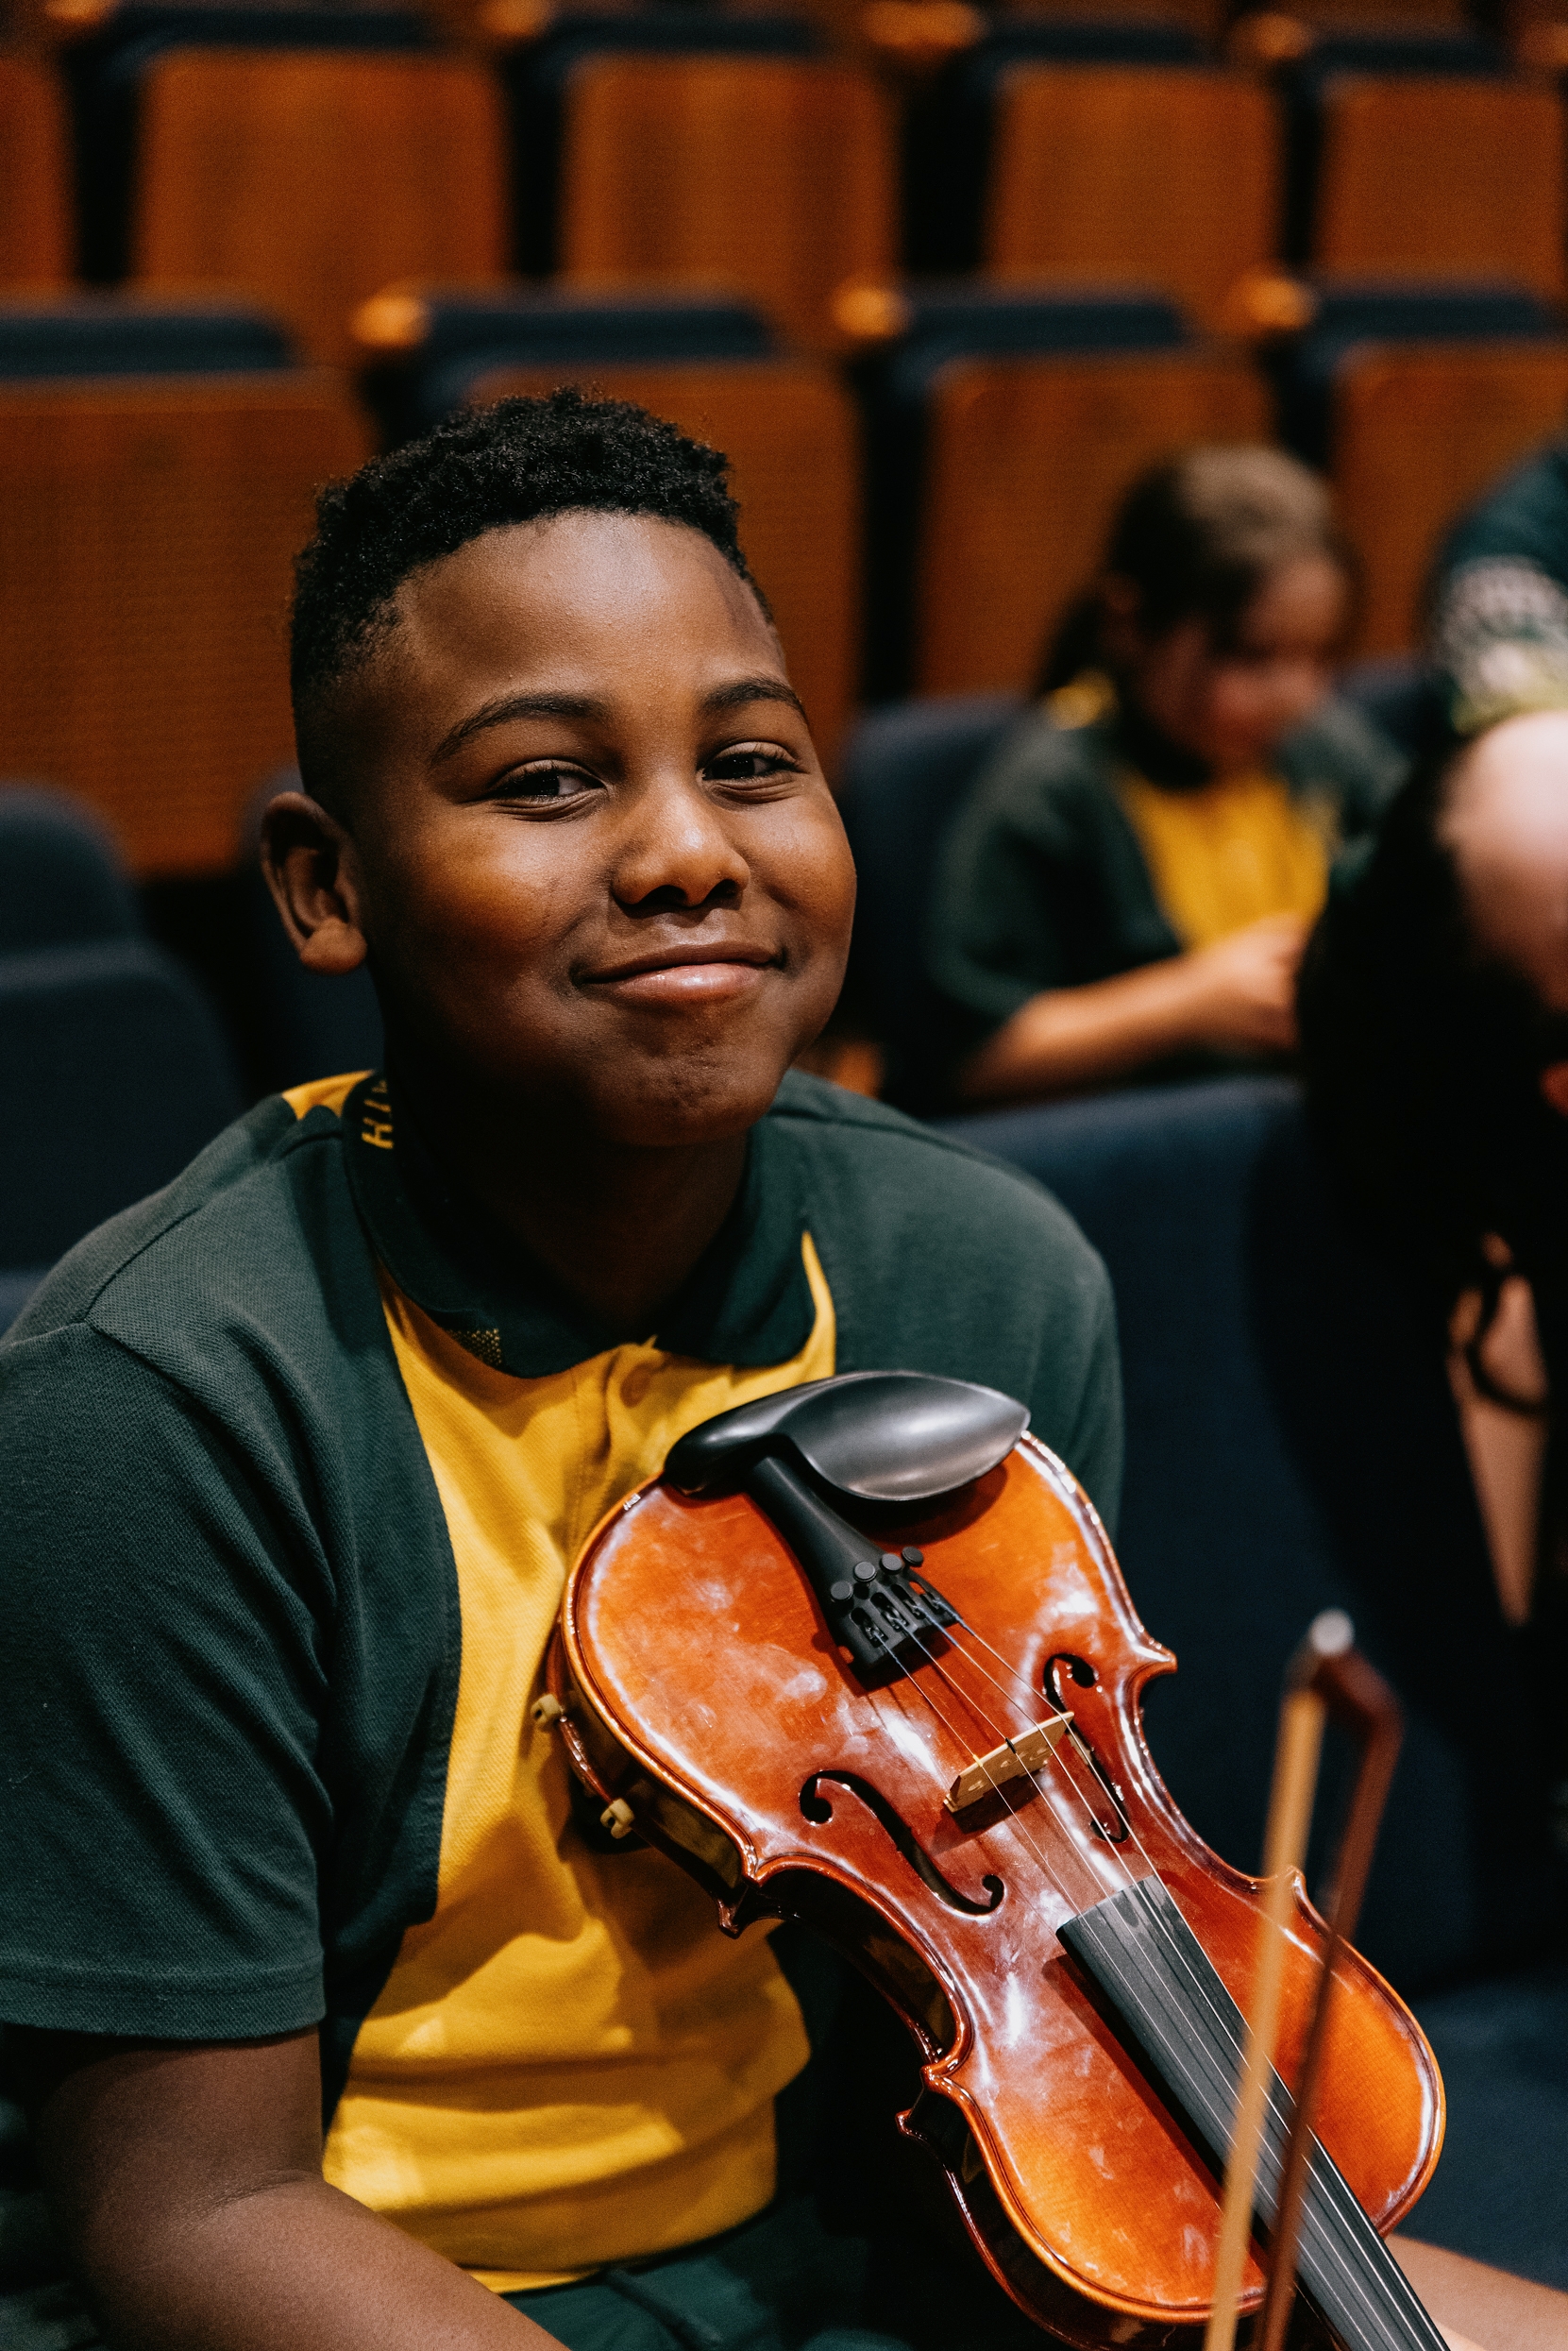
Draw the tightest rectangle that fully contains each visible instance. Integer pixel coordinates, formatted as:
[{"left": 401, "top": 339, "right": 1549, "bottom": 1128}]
[
  {"left": 558, "top": 59, "right": 895, "bottom": 350},
  {"left": 1313, "top": 76, "right": 1565, "bottom": 299},
  {"left": 917, "top": 351, "right": 1271, "bottom": 695},
  {"left": 0, "top": 379, "right": 369, "bottom": 874},
  {"left": 985, "top": 67, "right": 1280, "bottom": 334},
  {"left": 0, "top": 54, "right": 71, "bottom": 285},
  {"left": 132, "top": 50, "right": 508, "bottom": 365},
  {"left": 468, "top": 360, "right": 861, "bottom": 762},
  {"left": 1332, "top": 341, "right": 1568, "bottom": 653}
]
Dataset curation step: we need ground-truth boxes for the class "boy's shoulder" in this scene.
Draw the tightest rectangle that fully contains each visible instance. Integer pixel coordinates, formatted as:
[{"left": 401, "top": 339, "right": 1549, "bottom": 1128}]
[
  {"left": 3, "top": 1088, "right": 374, "bottom": 1378},
  {"left": 766, "top": 1071, "right": 1104, "bottom": 1283}
]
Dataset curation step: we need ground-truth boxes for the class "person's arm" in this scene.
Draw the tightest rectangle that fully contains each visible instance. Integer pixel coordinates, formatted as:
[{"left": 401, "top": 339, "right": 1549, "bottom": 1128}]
[
  {"left": 955, "top": 912, "right": 1308, "bottom": 1105},
  {"left": 13, "top": 2026, "right": 560, "bottom": 2351}
]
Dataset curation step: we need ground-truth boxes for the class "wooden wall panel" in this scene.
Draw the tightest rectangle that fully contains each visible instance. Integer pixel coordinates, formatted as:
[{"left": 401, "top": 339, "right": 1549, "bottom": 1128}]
[
  {"left": 133, "top": 51, "right": 509, "bottom": 365},
  {"left": 0, "top": 380, "right": 369, "bottom": 874},
  {"left": 1314, "top": 76, "right": 1566, "bottom": 299},
  {"left": 1333, "top": 342, "right": 1568, "bottom": 653},
  {"left": 917, "top": 351, "right": 1271, "bottom": 695},
  {"left": 468, "top": 360, "right": 861, "bottom": 763},
  {"left": 986, "top": 68, "right": 1280, "bottom": 334},
  {"left": 559, "top": 59, "right": 895, "bottom": 351}
]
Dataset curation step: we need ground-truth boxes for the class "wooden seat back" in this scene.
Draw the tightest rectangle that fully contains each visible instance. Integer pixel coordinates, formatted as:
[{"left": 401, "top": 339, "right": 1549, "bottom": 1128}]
[
  {"left": 0, "top": 54, "right": 71, "bottom": 285},
  {"left": 0, "top": 378, "right": 369, "bottom": 874},
  {"left": 558, "top": 59, "right": 895, "bottom": 350},
  {"left": 132, "top": 50, "right": 508, "bottom": 364},
  {"left": 1313, "top": 75, "right": 1565, "bottom": 298},
  {"left": 467, "top": 359, "right": 861, "bottom": 761},
  {"left": 1331, "top": 340, "right": 1568, "bottom": 652},
  {"left": 916, "top": 350, "right": 1270, "bottom": 695},
  {"left": 985, "top": 66, "right": 1280, "bottom": 334}
]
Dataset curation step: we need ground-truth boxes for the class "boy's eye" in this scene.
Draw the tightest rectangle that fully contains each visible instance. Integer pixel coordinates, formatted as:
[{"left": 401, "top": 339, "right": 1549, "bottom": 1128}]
[
  {"left": 706, "top": 743, "right": 800, "bottom": 784},
  {"left": 499, "top": 763, "right": 601, "bottom": 803}
]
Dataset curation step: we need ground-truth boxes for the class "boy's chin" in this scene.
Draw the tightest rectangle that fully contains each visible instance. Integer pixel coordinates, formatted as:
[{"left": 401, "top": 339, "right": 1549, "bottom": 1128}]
[{"left": 582, "top": 1041, "right": 801, "bottom": 1151}]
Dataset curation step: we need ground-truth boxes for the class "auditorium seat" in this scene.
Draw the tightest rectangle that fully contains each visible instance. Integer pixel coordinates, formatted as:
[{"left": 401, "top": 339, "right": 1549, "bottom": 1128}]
[
  {"left": 555, "top": 56, "right": 895, "bottom": 350},
  {"left": 983, "top": 67, "right": 1281, "bottom": 335},
  {"left": 0, "top": 937, "right": 244, "bottom": 1320},
  {"left": 355, "top": 283, "right": 775, "bottom": 444},
  {"left": 906, "top": 15, "right": 1206, "bottom": 274},
  {"left": 857, "top": 287, "right": 1256, "bottom": 700},
  {"left": 0, "top": 785, "right": 141, "bottom": 955},
  {"left": 68, "top": 6, "right": 507, "bottom": 365},
  {"left": 506, "top": 9, "right": 817, "bottom": 276},
  {"left": 941, "top": 1075, "right": 1568, "bottom": 2281},
  {"left": 1271, "top": 284, "right": 1568, "bottom": 657},
  {"left": 0, "top": 54, "right": 71, "bottom": 286},
  {"left": 1309, "top": 74, "right": 1564, "bottom": 296},
  {"left": 915, "top": 345, "right": 1269, "bottom": 696},
  {"left": 1336, "top": 341, "right": 1568, "bottom": 654},
  {"left": 838, "top": 693, "right": 1020, "bottom": 1114},
  {"left": 0, "top": 311, "right": 370, "bottom": 874}
]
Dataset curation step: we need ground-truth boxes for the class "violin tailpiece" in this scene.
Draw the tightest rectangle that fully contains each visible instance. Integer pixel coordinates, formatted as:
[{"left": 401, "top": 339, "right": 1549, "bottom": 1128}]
[{"left": 1058, "top": 1880, "right": 1446, "bottom": 2351}]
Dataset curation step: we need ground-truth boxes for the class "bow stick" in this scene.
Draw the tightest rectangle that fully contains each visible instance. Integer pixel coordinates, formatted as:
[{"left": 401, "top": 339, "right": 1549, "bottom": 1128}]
[{"left": 1204, "top": 1609, "right": 1406, "bottom": 2351}]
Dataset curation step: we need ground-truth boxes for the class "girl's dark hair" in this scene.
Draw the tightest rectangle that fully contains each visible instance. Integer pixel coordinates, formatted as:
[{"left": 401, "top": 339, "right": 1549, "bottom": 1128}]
[
  {"left": 1037, "top": 445, "right": 1352, "bottom": 695},
  {"left": 1298, "top": 738, "right": 1568, "bottom": 1334}
]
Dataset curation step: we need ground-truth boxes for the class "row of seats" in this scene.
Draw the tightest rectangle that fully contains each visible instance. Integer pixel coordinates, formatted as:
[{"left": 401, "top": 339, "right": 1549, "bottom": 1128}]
[
  {"left": 2, "top": 17, "right": 1564, "bottom": 355},
  {"left": 2, "top": 280, "right": 1564, "bottom": 874}
]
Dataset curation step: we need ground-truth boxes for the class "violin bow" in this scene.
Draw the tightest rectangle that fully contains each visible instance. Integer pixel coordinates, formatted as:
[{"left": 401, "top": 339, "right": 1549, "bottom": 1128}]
[{"left": 1204, "top": 1610, "right": 1406, "bottom": 2351}]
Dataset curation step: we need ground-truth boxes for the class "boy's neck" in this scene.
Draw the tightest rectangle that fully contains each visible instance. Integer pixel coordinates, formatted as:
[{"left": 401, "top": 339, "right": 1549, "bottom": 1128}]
[{"left": 389, "top": 1061, "right": 750, "bottom": 1336}]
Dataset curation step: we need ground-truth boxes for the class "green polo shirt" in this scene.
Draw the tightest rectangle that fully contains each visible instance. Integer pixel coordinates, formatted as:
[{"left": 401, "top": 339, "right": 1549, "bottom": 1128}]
[{"left": 0, "top": 1068, "right": 1119, "bottom": 2288}]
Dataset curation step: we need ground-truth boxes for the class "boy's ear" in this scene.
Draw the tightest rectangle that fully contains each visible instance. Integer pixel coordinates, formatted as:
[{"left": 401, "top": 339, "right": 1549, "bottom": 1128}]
[
  {"left": 1540, "top": 1059, "right": 1568, "bottom": 1118},
  {"left": 260, "top": 791, "right": 369, "bottom": 975}
]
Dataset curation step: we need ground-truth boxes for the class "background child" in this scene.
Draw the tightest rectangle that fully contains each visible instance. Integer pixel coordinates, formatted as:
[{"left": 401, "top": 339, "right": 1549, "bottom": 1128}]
[{"left": 927, "top": 446, "right": 1404, "bottom": 1106}]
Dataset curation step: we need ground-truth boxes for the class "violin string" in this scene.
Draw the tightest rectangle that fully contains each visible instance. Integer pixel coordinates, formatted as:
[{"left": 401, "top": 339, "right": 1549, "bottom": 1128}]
[
  {"left": 877, "top": 1613, "right": 1126, "bottom": 1915},
  {"left": 887, "top": 1595, "right": 1406, "bottom": 2344},
  {"left": 872, "top": 1647, "right": 1103, "bottom": 1916},
  {"left": 862, "top": 1598, "right": 1112, "bottom": 1915}
]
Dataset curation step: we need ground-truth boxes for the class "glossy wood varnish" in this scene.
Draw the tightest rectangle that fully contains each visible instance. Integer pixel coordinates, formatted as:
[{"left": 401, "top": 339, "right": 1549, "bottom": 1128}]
[{"left": 556, "top": 1437, "right": 1444, "bottom": 2349}]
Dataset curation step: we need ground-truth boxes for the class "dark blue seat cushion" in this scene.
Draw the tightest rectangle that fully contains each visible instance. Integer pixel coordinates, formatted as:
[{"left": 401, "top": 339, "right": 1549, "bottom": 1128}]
[
  {"left": 838, "top": 695, "right": 1020, "bottom": 1112},
  {"left": 0, "top": 939, "right": 243, "bottom": 1266},
  {"left": 1411, "top": 1957, "right": 1568, "bottom": 2288},
  {"left": 0, "top": 787, "right": 140, "bottom": 954}
]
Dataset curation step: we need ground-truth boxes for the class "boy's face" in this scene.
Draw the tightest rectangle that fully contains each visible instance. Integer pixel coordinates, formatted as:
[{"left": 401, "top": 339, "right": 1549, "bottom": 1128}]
[{"left": 286, "top": 512, "right": 855, "bottom": 1150}]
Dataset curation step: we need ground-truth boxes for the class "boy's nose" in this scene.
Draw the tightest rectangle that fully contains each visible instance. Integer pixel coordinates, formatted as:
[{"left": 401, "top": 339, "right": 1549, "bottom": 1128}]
[{"left": 610, "top": 777, "right": 751, "bottom": 911}]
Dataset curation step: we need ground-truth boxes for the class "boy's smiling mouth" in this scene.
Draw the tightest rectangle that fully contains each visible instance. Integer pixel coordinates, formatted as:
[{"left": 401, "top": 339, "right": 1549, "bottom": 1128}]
[{"left": 582, "top": 940, "right": 780, "bottom": 1006}]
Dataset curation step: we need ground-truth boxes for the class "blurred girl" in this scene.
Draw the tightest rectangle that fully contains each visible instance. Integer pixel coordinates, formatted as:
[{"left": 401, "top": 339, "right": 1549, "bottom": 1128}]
[{"left": 928, "top": 446, "right": 1403, "bottom": 1105}]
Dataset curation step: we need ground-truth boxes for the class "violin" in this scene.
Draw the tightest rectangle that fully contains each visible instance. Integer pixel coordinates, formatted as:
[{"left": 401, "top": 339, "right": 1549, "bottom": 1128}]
[{"left": 541, "top": 1372, "right": 1448, "bottom": 2351}]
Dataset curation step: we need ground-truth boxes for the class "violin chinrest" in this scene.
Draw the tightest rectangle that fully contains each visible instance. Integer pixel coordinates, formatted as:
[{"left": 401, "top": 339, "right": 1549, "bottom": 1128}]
[{"left": 664, "top": 1369, "right": 1027, "bottom": 1504}]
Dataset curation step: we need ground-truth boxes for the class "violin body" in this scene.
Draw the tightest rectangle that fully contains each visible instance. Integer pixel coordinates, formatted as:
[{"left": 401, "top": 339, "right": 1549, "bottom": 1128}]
[{"left": 548, "top": 1427, "right": 1443, "bottom": 2350}]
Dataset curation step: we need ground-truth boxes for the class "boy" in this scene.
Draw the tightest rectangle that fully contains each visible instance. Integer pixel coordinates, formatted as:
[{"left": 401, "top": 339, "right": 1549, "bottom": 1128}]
[{"left": 0, "top": 392, "right": 1121, "bottom": 2350}]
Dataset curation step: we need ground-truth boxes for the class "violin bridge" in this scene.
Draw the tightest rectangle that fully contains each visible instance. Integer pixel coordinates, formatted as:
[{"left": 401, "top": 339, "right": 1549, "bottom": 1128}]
[{"left": 945, "top": 1715, "right": 1072, "bottom": 1815}]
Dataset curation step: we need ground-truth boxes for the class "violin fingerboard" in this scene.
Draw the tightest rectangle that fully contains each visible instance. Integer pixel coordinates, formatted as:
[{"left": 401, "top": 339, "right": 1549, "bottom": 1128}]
[{"left": 1058, "top": 1880, "right": 1447, "bottom": 2351}]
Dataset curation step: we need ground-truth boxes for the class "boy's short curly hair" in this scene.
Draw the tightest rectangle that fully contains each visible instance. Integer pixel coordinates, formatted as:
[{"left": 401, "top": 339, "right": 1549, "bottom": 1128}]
[{"left": 290, "top": 388, "right": 763, "bottom": 798}]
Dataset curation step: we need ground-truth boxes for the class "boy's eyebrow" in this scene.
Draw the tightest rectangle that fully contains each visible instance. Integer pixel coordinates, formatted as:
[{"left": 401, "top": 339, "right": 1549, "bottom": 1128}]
[
  {"left": 701, "top": 677, "right": 809, "bottom": 722},
  {"left": 430, "top": 690, "right": 612, "bottom": 764},
  {"left": 430, "top": 677, "right": 808, "bottom": 764}
]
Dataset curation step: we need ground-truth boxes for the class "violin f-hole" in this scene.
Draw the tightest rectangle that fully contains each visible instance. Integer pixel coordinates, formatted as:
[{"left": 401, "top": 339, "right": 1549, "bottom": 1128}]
[
  {"left": 801, "top": 1772, "right": 1004, "bottom": 1916},
  {"left": 1045, "top": 1653, "right": 1131, "bottom": 1847}
]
